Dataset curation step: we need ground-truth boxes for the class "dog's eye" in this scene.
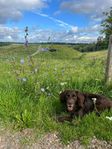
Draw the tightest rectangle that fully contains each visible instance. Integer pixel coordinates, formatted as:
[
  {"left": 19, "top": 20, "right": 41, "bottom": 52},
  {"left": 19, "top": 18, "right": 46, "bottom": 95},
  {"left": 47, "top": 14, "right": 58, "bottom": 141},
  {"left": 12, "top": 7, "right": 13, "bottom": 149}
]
[
  {"left": 72, "top": 94, "right": 76, "bottom": 97},
  {"left": 67, "top": 94, "right": 70, "bottom": 97}
]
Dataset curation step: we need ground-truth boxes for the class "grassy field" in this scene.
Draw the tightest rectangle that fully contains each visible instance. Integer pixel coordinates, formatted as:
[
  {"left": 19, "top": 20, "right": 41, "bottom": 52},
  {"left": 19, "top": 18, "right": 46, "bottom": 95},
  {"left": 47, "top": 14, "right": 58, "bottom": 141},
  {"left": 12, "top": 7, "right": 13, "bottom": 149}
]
[{"left": 0, "top": 44, "right": 112, "bottom": 145}]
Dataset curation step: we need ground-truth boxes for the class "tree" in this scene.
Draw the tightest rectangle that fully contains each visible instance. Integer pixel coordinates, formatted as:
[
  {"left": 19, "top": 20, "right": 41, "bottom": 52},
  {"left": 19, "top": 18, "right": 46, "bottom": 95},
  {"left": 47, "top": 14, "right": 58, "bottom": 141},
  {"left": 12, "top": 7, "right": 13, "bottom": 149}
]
[
  {"left": 95, "top": 36, "right": 105, "bottom": 50},
  {"left": 100, "top": 8, "right": 112, "bottom": 84},
  {"left": 105, "top": 35, "right": 112, "bottom": 85},
  {"left": 101, "top": 8, "right": 112, "bottom": 45}
]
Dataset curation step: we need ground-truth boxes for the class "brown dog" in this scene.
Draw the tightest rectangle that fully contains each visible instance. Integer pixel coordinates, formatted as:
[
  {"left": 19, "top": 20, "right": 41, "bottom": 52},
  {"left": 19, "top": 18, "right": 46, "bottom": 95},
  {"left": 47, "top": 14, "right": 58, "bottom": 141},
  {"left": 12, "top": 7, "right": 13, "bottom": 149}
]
[{"left": 58, "top": 90, "right": 112, "bottom": 122}]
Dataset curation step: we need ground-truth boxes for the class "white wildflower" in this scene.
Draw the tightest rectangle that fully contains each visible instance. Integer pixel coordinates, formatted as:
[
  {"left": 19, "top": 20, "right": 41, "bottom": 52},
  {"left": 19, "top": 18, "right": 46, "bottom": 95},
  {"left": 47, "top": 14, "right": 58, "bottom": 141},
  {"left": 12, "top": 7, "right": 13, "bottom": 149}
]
[
  {"left": 41, "top": 88, "right": 45, "bottom": 92},
  {"left": 34, "top": 68, "right": 38, "bottom": 72},
  {"left": 22, "top": 78, "right": 27, "bottom": 82},
  {"left": 20, "top": 58, "right": 24, "bottom": 64},
  {"left": 54, "top": 68, "right": 57, "bottom": 71},
  {"left": 106, "top": 116, "right": 112, "bottom": 121},
  {"left": 59, "top": 90, "right": 62, "bottom": 94}
]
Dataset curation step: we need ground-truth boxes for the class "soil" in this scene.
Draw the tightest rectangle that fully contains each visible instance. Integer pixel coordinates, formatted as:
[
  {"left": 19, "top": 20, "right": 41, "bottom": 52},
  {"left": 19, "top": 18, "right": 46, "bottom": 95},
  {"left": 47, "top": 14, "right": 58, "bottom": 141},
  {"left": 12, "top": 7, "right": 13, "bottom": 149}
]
[{"left": 0, "top": 128, "right": 111, "bottom": 149}]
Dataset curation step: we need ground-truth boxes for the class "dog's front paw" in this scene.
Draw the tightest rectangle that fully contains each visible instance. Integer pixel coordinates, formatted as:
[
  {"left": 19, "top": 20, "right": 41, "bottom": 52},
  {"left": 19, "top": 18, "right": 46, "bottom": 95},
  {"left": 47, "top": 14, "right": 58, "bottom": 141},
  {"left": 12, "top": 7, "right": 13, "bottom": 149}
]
[{"left": 57, "top": 116, "right": 65, "bottom": 122}]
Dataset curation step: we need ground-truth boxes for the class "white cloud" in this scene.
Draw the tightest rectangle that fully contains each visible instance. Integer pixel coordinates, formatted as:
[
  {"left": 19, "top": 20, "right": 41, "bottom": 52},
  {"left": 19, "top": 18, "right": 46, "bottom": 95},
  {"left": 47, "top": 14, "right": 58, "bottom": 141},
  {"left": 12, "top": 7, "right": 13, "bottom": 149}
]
[
  {"left": 0, "top": 25, "right": 97, "bottom": 43},
  {"left": 77, "top": 36, "right": 97, "bottom": 43},
  {"left": 0, "top": 0, "right": 47, "bottom": 23},
  {"left": 34, "top": 12, "right": 75, "bottom": 29},
  {"left": 79, "top": 24, "right": 101, "bottom": 34},
  {"left": 28, "top": 27, "right": 98, "bottom": 43},
  {"left": 0, "top": 25, "right": 22, "bottom": 42},
  {"left": 71, "top": 26, "right": 78, "bottom": 33},
  {"left": 61, "top": 0, "right": 112, "bottom": 20},
  {"left": 34, "top": 11, "right": 79, "bottom": 34},
  {"left": 0, "top": 24, "right": 98, "bottom": 43}
]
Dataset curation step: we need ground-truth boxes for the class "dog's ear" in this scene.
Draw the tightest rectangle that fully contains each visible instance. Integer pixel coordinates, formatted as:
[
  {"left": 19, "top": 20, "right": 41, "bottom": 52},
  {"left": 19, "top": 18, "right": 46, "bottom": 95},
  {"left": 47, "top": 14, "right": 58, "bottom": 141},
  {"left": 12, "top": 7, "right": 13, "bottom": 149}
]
[
  {"left": 75, "top": 90, "right": 85, "bottom": 108},
  {"left": 60, "top": 90, "right": 69, "bottom": 103}
]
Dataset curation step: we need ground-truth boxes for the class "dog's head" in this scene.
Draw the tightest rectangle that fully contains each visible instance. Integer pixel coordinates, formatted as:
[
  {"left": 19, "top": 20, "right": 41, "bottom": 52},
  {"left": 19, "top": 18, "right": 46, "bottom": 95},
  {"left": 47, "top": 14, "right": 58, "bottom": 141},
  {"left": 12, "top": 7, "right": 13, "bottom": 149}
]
[{"left": 60, "top": 90, "right": 85, "bottom": 112}]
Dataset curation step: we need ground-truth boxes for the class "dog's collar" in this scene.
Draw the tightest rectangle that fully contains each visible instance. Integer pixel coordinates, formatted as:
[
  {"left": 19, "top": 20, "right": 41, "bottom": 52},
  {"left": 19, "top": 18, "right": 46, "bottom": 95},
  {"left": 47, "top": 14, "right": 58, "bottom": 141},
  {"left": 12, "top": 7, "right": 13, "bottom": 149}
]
[
  {"left": 92, "top": 98, "right": 97, "bottom": 104},
  {"left": 92, "top": 98, "right": 100, "bottom": 116}
]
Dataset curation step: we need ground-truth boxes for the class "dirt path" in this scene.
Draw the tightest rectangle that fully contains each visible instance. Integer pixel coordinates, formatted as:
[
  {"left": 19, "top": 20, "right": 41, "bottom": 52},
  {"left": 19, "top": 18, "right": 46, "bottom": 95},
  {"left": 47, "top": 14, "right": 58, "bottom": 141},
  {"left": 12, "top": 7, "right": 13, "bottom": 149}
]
[{"left": 0, "top": 129, "right": 112, "bottom": 149}]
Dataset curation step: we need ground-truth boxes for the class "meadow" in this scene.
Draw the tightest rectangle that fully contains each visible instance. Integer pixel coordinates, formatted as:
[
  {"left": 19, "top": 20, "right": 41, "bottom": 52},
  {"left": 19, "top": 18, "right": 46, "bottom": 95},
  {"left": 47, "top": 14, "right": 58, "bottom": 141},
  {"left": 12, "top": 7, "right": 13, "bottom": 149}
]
[{"left": 0, "top": 44, "right": 112, "bottom": 145}]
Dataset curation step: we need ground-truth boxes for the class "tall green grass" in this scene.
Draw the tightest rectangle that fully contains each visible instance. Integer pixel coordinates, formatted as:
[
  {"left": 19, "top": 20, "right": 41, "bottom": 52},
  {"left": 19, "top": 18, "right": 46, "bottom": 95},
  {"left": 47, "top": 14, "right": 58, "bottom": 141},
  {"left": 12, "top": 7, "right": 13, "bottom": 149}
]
[{"left": 0, "top": 44, "right": 112, "bottom": 144}]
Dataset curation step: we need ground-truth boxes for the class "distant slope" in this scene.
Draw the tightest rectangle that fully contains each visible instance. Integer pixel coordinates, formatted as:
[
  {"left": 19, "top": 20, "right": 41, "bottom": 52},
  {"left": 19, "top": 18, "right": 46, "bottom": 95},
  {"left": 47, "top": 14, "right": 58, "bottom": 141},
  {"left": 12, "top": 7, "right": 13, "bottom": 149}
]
[{"left": 0, "top": 44, "right": 107, "bottom": 60}]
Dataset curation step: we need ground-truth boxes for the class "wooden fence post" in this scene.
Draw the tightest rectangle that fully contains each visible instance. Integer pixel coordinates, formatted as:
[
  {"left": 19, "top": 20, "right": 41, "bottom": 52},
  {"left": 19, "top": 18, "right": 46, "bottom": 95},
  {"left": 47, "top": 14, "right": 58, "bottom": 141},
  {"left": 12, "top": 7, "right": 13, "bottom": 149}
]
[{"left": 105, "top": 34, "right": 112, "bottom": 84}]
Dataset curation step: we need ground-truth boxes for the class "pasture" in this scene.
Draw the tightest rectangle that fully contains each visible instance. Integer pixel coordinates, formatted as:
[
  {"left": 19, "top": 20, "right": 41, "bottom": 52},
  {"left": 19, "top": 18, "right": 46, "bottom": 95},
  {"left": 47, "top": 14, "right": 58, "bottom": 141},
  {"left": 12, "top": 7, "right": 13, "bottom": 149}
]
[{"left": 0, "top": 44, "right": 112, "bottom": 145}]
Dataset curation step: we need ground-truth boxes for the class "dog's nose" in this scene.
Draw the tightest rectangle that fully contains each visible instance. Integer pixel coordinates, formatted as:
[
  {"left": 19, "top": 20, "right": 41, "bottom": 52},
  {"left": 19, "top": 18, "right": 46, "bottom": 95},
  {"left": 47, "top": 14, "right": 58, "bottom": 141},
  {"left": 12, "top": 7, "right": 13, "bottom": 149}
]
[{"left": 68, "top": 105, "right": 72, "bottom": 108}]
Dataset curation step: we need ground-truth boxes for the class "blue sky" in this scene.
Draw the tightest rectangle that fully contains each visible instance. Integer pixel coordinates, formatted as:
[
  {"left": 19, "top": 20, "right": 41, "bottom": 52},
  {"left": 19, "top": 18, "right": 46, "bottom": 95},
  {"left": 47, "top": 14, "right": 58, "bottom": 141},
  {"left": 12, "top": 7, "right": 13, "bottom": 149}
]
[{"left": 0, "top": 0, "right": 112, "bottom": 43}]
